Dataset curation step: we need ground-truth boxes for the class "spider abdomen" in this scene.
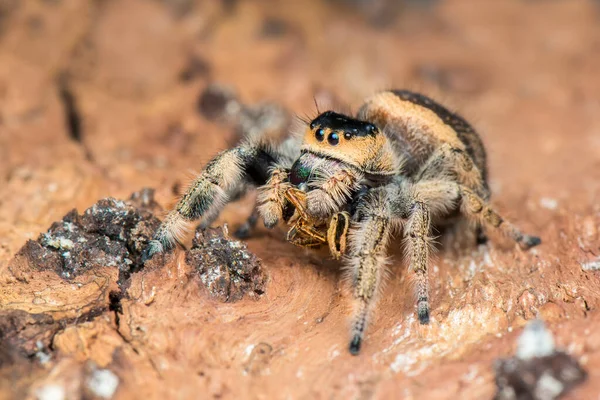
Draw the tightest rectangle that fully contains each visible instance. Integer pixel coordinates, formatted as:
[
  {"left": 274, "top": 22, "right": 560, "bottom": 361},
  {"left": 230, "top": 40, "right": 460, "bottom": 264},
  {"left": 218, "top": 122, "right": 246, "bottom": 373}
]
[{"left": 358, "top": 90, "right": 489, "bottom": 184}]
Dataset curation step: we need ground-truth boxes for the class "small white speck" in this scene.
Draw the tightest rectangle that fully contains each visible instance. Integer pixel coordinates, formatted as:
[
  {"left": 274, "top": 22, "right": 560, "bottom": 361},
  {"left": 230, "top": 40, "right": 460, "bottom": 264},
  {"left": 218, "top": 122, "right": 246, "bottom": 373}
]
[
  {"left": 35, "top": 341, "right": 51, "bottom": 365},
  {"left": 462, "top": 366, "right": 478, "bottom": 382},
  {"left": 35, "top": 384, "right": 65, "bottom": 400},
  {"left": 517, "top": 319, "right": 555, "bottom": 360},
  {"left": 535, "top": 373, "right": 564, "bottom": 399},
  {"left": 87, "top": 369, "right": 119, "bottom": 399},
  {"left": 483, "top": 250, "right": 493, "bottom": 267},
  {"left": 225, "top": 101, "right": 241, "bottom": 116},
  {"left": 468, "top": 260, "right": 477, "bottom": 277},
  {"left": 390, "top": 353, "right": 416, "bottom": 373},
  {"left": 540, "top": 197, "right": 558, "bottom": 210},
  {"left": 581, "top": 258, "right": 600, "bottom": 271},
  {"left": 43, "top": 235, "right": 75, "bottom": 250}
]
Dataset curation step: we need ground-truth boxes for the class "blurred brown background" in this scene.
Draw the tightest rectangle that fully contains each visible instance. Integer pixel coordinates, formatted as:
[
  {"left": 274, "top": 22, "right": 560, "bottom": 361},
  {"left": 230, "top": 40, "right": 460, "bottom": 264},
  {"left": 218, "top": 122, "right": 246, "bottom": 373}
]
[{"left": 1, "top": 0, "right": 600, "bottom": 399}]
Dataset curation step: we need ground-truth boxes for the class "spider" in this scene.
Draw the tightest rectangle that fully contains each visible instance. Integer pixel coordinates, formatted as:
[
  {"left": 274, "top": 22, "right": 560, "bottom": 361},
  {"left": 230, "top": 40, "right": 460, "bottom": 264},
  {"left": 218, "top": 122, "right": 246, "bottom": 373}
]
[{"left": 142, "top": 89, "right": 541, "bottom": 355}]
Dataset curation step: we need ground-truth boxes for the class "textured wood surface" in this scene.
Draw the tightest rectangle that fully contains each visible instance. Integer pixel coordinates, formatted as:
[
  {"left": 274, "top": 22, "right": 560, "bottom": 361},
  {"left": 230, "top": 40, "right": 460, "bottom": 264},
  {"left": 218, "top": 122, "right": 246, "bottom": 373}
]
[{"left": 0, "top": 1, "right": 599, "bottom": 398}]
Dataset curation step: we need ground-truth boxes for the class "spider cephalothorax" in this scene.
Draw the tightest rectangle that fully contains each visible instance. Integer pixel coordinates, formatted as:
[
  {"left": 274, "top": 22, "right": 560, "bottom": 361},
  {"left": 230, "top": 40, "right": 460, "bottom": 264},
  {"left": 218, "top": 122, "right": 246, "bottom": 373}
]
[{"left": 143, "top": 90, "right": 541, "bottom": 355}]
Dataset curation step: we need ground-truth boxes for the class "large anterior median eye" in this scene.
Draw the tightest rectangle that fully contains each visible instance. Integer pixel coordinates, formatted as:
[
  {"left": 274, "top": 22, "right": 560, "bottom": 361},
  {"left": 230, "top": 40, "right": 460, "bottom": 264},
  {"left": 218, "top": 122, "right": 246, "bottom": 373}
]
[
  {"left": 315, "top": 128, "right": 325, "bottom": 142},
  {"left": 328, "top": 132, "right": 339, "bottom": 145}
]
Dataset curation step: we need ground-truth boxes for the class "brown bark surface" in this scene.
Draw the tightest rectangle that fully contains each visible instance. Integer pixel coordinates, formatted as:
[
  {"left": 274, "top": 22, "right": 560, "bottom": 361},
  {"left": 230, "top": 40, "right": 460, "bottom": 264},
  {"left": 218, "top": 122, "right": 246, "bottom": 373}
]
[{"left": 1, "top": 0, "right": 599, "bottom": 398}]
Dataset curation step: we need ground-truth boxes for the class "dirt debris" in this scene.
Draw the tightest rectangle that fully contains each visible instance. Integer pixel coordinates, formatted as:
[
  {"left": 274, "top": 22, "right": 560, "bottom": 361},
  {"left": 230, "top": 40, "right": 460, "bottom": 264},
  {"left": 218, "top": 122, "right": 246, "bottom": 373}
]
[
  {"left": 186, "top": 225, "right": 267, "bottom": 302},
  {"left": 16, "top": 189, "right": 161, "bottom": 281},
  {"left": 494, "top": 320, "right": 587, "bottom": 400}
]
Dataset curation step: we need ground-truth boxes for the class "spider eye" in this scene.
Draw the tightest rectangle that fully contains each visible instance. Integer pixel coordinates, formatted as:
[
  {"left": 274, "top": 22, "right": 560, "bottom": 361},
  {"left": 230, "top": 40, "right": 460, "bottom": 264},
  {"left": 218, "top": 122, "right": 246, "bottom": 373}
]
[
  {"left": 328, "top": 132, "right": 339, "bottom": 145},
  {"left": 344, "top": 132, "right": 352, "bottom": 140},
  {"left": 366, "top": 124, "right": 378, "bottom": 135},
  {"left": 315, "top": 128, "right": 325, "bottom": 142}
]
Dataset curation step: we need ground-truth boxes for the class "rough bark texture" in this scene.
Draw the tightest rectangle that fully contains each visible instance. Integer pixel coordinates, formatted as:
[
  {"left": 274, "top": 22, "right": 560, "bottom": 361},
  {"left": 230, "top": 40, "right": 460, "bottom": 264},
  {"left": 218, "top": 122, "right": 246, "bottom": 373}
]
[{"left": 1, "top": 0, "right": 599, "bottom": 399}]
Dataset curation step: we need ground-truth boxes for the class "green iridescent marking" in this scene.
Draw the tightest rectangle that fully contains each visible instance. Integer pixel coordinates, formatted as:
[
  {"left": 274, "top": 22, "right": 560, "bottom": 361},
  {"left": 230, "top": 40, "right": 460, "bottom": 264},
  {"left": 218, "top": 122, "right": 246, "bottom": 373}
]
[
  {"left": 290, "top": 160, "right": 312, "bottom": 185},
  {"left": 297, "top": 164, "right": 311, "bottom": 180}
]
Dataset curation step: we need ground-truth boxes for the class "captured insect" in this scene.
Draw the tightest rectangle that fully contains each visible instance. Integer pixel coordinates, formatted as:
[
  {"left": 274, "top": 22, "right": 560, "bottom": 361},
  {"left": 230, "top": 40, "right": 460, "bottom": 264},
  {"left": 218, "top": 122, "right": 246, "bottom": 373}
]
[{"left": 143, "top": 90, "right": 541, "bottom": 355}]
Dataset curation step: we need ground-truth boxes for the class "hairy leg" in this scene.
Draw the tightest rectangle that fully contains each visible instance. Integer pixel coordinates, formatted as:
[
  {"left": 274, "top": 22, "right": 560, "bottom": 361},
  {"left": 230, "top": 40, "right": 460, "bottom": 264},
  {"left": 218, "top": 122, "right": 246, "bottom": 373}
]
[
  {"left": 345, "top": 179, "right": 464, "bottom": 352},
  {"left": 405, "top": 201, "right": 432, "bottom": 323},
  {"left": 234, "top": 207, "right": 260, "bottom": 239},
  {"left": 398, "top": 178, "right": 539, "bottom": 325},
  {"left": 400, "top": 180, "right": 462, "bottom": 324},
  {"left": 143, "top": 141, "right": 290, "bottom": 262},
  {"left": 417, "top": 144, "right": 540, "bottom": 249},
  {"left": 305, "top": 166, "right": 363, "bottom": 219},
  {"left": 459, "top": 186, "right": 540, "bottom": 250},
  {"left": 346, "top": 189, "right": 393, "bottom": 355},
  {"left": 416, "top": 143, "right": 488, "bottom": 198},
  {"left": 256, "top": 167, "right": 292, "bottom": 228}
]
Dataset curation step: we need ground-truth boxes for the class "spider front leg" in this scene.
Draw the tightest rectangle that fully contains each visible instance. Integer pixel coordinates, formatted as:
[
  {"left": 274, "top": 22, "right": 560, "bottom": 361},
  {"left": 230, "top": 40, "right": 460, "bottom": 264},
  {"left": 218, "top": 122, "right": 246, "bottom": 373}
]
[
  {"left": 143, "top": 143, "right": 288, "bottom": 262},
  {"left": 256, "top": 167, "right": 292, "bottom": 228},
  {"left": 305, "top": 167, "right": 363, "bottom": 219},
  {"left": 233, "top": 206, "right": 259, "bottom": 239},
  {"left": 346, "top": 180, "right": 463, "bottom": 354}
]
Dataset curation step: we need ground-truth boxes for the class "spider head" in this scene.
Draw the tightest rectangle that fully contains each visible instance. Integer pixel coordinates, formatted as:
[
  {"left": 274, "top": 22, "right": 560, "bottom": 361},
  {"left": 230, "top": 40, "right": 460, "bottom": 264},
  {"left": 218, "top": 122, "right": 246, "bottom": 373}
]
[{"left": 302, "top": 111, "right": 393, "bottom": 173}]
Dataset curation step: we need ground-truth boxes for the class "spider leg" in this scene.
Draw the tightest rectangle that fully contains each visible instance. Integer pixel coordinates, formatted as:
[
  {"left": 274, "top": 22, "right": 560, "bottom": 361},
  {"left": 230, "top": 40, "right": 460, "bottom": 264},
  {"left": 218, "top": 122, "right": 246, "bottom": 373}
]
[
  {"left": 305, "top": 166, "right": 363, "bottom": 219},
  {"left": 399, "top": 177, "right": 539, "bottom": 328},
  {"left": 459, "top": 185, "right": 541, "bottom": 250},
  {"left": 233, "top": 206, "right": 260, "bottom": 239},
  {"left": 416, "top": 143, "right": 488, "bottom": 198},
  {"left": 346, "top": 188, "right": 394, "bottom": 355},
  {"left": 143, "top": 138, "right": 296, "bottom": 262},
  {"left": 406, "top": 200, "right": 433, "bottom": 324},
  {"left": 399, "top": 180, "right": 463, "bottom": 325},
  {"left": 256, "top": 166, "right": 293, "bottom": 228},
  {"left": 417, "top": 144, "right": 540, "bottom": 250}
]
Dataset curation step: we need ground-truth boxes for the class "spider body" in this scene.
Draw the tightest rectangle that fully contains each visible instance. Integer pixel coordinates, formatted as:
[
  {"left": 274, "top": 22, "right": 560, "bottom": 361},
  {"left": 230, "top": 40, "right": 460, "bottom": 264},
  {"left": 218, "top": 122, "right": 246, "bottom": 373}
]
[{"left": 143, "top": 90, "right": 540, "bottom": 355}]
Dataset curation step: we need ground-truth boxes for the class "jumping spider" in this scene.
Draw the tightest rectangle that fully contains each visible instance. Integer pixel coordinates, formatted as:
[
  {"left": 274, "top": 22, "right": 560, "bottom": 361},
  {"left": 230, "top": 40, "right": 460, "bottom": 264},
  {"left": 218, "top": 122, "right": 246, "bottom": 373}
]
[{"left": 143, "top": 90, "right": 541, "bottom": 355}]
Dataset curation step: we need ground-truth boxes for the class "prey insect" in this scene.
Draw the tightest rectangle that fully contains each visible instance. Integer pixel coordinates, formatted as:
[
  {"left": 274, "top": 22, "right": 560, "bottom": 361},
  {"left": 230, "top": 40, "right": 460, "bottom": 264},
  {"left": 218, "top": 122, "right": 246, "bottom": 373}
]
[{"left": 143, "top": 90, "right": 541, "bottom": 355}]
